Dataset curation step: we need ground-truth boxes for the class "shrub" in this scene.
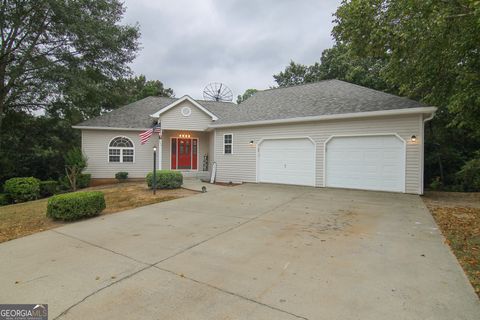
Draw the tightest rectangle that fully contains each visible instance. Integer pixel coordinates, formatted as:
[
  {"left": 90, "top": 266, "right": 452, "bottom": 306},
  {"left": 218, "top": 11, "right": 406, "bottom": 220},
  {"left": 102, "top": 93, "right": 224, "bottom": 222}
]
[
  {"left": 0, "top": 194, "right": 9, "bottom": 206},
  {"left": 47, "top": 191, "right": 106, "bottom": 221},
  {"left": 40, "top": 180, "right": 58, "bottom": 197},
  {"left": 77, "top": 173, "right": 91, "bottom": 188},
  {"left": 59, "top": 174, "right": 90, "bottom": 190},
  {"left": 429, "top": 177, "right": 442, "bottom": 191},
  {"left": 4, "top": 177, "right": 40, "bottom": 202},
  {"left": 146, "top": 170, "right": 183, "bottom": 189},
  {"left": 456, "top": 157, "right": 480, "bottom": 192},
  {"left": 115, "top": 171, "right": 128, "bottom": 182}
]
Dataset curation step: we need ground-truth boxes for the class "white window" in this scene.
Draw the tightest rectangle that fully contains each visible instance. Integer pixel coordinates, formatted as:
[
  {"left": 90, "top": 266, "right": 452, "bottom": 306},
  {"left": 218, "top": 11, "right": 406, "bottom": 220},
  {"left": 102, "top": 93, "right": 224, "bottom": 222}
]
[
  {"left": 224, "top": 134, "right": 233, "bottom": 154},
  {"left": 109, "top": 137, "right": 134, "bottom": 163}
]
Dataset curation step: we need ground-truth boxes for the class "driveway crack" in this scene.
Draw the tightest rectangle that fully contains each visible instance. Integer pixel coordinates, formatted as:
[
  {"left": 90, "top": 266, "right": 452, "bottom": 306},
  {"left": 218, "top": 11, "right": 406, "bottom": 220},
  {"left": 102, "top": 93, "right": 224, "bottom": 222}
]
[
  {"left": 53, "top": 192, "right": 304, "bottom": 319},
  {"left": 155, "top": 265, "right": 309, "bottom": 320}
]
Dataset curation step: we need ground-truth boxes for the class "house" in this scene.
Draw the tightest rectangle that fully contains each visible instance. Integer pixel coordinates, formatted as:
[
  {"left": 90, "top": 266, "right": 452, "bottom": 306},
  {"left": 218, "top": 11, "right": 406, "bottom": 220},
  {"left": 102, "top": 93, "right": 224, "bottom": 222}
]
[{"left": 73, "top": 80, "right": 436, "bottom": 194}]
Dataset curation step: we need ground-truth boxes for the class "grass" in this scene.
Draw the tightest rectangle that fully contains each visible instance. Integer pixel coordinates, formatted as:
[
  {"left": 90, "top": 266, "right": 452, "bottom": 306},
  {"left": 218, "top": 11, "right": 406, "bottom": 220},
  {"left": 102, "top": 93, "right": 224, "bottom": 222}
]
[
  {"left": 423, "top": 191, "right": 480, "bottom": 298},
  {"left": 0, "top": 182, "right": 198, "bottom": 243}
]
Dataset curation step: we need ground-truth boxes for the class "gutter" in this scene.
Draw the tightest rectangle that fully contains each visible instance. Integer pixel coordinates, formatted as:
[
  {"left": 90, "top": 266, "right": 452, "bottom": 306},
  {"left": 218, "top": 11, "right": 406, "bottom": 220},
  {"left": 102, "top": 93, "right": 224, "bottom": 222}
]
[
  {"left": 72, "top": 126, "right": 147, "bottom": 131},
  {"left": 209, "top": 106, "right": 437, "bottom": 129},
  {"left": 420, "top": 110, "right": 437, "bottom": 194}
]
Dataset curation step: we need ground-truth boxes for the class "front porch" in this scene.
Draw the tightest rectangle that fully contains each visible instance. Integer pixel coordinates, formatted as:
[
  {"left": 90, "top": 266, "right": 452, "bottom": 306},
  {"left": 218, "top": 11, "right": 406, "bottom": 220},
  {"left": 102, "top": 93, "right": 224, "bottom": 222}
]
[{"left": 158, "top": 130, "right": 212, "bottom": 179}]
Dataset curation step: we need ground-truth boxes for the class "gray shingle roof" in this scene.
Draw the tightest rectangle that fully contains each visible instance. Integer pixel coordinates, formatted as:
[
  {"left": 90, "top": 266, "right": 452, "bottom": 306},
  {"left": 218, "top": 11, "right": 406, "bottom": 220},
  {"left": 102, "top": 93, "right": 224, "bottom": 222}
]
[
  {"left": 75, "top": 80, "right": 428, "bottom": 129},
  {"left": 212, "top": 80, "right": 428, "bottom": 125},
  {"left": 75, "top": 96, "right": 236, "bottom": 128}
]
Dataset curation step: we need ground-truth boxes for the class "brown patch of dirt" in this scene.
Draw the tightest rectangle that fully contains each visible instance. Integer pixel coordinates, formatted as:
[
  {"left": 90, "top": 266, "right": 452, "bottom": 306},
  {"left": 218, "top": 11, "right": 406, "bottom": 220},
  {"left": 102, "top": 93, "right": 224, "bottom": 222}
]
[
  {"left": 0, "top": 182, "right": 198, "bottom": 243},
  {"left": 423, "top": 192, "right": 480, "bottom": 297}
]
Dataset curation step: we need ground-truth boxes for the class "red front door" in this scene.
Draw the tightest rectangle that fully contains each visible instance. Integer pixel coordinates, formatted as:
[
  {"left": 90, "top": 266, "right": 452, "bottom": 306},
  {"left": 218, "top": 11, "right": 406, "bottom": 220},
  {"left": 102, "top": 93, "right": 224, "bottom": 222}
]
[{"left": 177, "top": 138, "right": 191, "bottom": 169}]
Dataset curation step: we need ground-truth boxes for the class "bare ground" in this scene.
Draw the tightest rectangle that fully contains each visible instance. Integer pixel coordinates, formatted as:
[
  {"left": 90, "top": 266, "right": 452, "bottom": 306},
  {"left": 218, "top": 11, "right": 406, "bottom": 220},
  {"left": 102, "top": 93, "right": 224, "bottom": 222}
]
[{"left": 423, "top": 191, "right": 480, "bottom": 297}]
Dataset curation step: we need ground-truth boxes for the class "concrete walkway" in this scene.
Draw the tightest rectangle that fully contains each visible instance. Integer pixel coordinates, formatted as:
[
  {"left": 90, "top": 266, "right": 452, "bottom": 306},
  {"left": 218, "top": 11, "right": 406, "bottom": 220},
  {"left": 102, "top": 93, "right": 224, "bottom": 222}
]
[
  {"left": 181, "top": 178, "right": 228, "bottom": 192},
  {"left": 0, "top": 184, "right": 478, "bottom": 319}
]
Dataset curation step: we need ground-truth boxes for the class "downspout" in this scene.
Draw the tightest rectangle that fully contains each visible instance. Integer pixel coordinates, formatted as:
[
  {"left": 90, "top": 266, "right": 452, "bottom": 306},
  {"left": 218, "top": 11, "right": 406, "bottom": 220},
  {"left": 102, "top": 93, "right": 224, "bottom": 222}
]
[{"left": 421, "top": 111, "right": 436, "bottom": 194}]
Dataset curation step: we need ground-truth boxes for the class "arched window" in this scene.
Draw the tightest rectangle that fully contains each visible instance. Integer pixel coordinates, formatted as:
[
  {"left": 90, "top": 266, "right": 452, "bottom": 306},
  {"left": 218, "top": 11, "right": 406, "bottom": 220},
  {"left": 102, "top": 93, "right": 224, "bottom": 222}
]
[{"left": 109, "top": 137, "right": 134, "bottom": 163}]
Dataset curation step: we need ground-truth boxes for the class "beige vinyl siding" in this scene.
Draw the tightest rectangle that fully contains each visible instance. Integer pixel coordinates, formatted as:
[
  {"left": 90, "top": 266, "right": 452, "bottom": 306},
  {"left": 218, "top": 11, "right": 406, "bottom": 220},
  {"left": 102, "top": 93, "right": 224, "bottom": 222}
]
[
  {"left": 160, "top": 101, "right": 213, "bottom": 131},
  {"left": 160, "top": 130, "right": 210, "bottom": 171},
  {"left": 208, "top": 131, "right": 215, "bottom": 171},
  {"left": 81, "top": 129, "right": 158, "bottom": 179},
  {"left": 214, "top": 114, "right": 423, "bottom": 194}
]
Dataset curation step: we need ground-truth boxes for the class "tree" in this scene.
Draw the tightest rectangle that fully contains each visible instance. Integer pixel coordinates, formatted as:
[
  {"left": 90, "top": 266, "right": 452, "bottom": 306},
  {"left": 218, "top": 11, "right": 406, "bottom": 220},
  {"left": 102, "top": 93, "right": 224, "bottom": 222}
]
[
  {"left": 237, "top": 88, "right": 258, "bottom": 104},
  {"left": 0, "top": 111, "right": 80, "bottom": 183},
  {"left": 272, "top": 45, "right": 390, "bottom": 92},
  {"left": 0, "top": 0, "right": 140, "bottom": 132},
  {"left": 332, "top": 0, "right": 480, "bottom": 137},
  {"left": 273, "top": 61, "right": 322, "bottom": 87},
  {"left": 64, "top": 147, "right": 87, "bottom": 191}
]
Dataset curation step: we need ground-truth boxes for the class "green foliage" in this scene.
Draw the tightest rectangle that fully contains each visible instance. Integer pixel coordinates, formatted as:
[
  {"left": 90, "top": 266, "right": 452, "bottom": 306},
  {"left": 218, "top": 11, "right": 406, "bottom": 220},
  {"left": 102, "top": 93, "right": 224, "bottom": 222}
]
[
  {"left": 0, "top": 0, "right": 140, "bottom": 132},
  {"left": 332, "top": 0, "right": 480, "bottom": 138},
  {"left": 77, "top": 174, "right": 91, "bottom": 189},
  {"left": 237, "top": 89, "right": 258, "bottom": 104},
  {"left": 429, "top": 177, "right": 443, "bottom": 191},
  {"left": 4, "top": 177, "right": 40, "bottom": 202},
  {"left": 0, "top": 112, "right": 80, "bottom": 184},
  {"left": 64, "top": 148, "right": 88, "bottom": 191},
  {"left": 456, "top": 156, "right": 480, "bottom": 192},
  {"left": 273, "top": 60, "right": 322, "bottom": 87},
  {"left": 273, "top": 45, "right": 390, "bottom": 92},
  {"left": 146, "top": 170, "right": 183, "bottom": 189},
  {"left": 0, "top": 194, "right": 9, "bottom": 206},
  {"left": 39, "top": 181, "right": 59, "bottom": 197},
  {"left": 47, "top": 191, "right": 106, "bottom": 221},
  {"left": 115, "top": 172, "right": 129, "bottom": 182},
  {"left": 271, "top": 1, "right": 480, "bottom": 189},
  {"left": 64, "top": 148, "right": 87, "bottom": 170}
]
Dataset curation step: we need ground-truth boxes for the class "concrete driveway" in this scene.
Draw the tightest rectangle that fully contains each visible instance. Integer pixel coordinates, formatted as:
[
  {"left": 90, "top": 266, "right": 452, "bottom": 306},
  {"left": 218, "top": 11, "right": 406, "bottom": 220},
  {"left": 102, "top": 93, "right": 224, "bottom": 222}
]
[{"left": 0, "top": 184, "right": 479, "bottom": 319}]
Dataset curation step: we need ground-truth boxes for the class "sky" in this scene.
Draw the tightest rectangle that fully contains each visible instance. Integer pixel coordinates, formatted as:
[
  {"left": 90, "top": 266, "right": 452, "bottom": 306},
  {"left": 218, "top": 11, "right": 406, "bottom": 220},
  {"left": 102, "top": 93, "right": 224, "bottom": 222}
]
[{"left": 122, "top": 0, "right": 342, "bottom": 100}]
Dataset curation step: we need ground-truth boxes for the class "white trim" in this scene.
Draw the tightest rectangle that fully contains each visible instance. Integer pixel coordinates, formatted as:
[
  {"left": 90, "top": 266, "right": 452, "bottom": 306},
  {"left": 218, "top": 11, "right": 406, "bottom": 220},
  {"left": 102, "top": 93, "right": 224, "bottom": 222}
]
[
  {"left": 223, "top": 133, "right": 233, "bottom": 155},
  {"left": 158, "top": 139, "right": 163, "bottom": 170},
  {"left": 420, "top": 111, "right": 436, "bottom": 194},
  {"left": 323, "top": 133, "right": 406, "bottom": 193},
  {"left": 150, "top": 95, "right": 219, "bottom": 121},
  {"left": 73, "top": 126, "right": 147, "bottom": 131},
  {"left": 256, "top": 136, "right": 316, "bottom": 187},
  {"left": 107, "top": 136, "right": 136, "bottom": 164},
  {"left": 169, "top": 136, "right": 200, "bottom": 171},
  {"left": 181, "top": 106, "right": 192, "bottom": 117},
  {"left": 209, "top": 107, "right": 437, "bottom": 129}
]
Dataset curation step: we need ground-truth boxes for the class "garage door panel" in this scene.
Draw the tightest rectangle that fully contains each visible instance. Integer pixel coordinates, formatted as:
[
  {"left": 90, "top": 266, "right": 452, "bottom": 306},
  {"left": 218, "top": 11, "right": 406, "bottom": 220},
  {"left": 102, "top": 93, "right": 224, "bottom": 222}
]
[
  {"left": 326, "top": 135, "right": 405, "bottom": 192},
  {"left": 258, "top": 138, "right": 315, "bottom": 187}
]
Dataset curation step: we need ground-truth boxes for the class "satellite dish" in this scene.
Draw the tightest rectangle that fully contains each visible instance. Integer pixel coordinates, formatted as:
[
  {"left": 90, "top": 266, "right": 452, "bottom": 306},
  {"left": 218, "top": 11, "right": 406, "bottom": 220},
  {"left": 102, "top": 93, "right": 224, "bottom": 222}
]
[{"left": 203, "top": 82, "right": 233, "bottom": 102}]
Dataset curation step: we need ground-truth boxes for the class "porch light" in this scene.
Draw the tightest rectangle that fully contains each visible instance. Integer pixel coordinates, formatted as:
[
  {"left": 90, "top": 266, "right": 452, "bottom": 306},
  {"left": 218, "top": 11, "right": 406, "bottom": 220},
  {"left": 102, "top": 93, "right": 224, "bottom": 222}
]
[
  {"left": 249, "top": 140, "right": 254, "bottom": 146},
  {"left": 411, "top": 135, "right": 417, "bottom": 143},
  {"left": 153, "top": 146, "right": 157, "bottom": 152},
  {"left": 179, "top": 134, "right": 191, "bottom": 138}
]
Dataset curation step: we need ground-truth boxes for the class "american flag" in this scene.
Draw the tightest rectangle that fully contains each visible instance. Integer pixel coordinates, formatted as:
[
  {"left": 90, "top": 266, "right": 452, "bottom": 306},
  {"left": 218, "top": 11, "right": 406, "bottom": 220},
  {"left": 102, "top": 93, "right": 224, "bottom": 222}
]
[{"left": 139, "top": 124, "right": 162, "bottom": 145}]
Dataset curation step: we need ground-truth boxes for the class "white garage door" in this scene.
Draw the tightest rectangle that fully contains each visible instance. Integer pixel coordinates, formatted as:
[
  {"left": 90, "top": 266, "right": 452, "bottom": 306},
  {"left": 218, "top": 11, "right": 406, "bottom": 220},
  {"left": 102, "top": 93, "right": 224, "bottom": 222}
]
[
  {"left": 325, "top": 135, "right": 405, "bottom": 192},
  {"left": 258, "top": 138, "right": 315, "bottom": 186}
]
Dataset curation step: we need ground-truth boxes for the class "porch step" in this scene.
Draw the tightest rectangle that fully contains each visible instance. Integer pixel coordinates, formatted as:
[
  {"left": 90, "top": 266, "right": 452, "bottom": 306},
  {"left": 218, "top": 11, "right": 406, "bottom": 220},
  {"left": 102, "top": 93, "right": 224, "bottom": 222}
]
[{"left": 181, "top": 171, "right": 210, "bottom": 180}]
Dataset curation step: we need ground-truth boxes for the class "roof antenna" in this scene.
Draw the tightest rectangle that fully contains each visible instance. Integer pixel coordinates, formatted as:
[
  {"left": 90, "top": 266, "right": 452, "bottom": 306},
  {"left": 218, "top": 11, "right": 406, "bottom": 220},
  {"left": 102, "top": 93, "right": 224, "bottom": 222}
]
[{"left": 203, "top": 82, "right": 233, "bottom": 102}]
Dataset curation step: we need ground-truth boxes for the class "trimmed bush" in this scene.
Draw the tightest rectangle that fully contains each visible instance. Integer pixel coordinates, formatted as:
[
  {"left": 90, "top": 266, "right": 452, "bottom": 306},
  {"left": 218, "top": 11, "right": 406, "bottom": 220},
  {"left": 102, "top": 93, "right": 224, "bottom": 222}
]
[
  {"left": 47, "top": 191, "right": 106, "bottom": 221},
  {"left": 115, "top": 171, "right": 129, "bottom": 182},
  {"left": 4, "top": 177, "right": 40, "bottom": 202},
  {"left": 40, "top": 180, "right": 58, "bottom": 197},
  {"left": 77, "top": 173, "right": 91, "bottom": 188},
  {"left": 146, "top": 170, "right": 183, "bottom": 189},
  {"left": 0, "top": 194, "right": 9, "bottom": 206}
]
